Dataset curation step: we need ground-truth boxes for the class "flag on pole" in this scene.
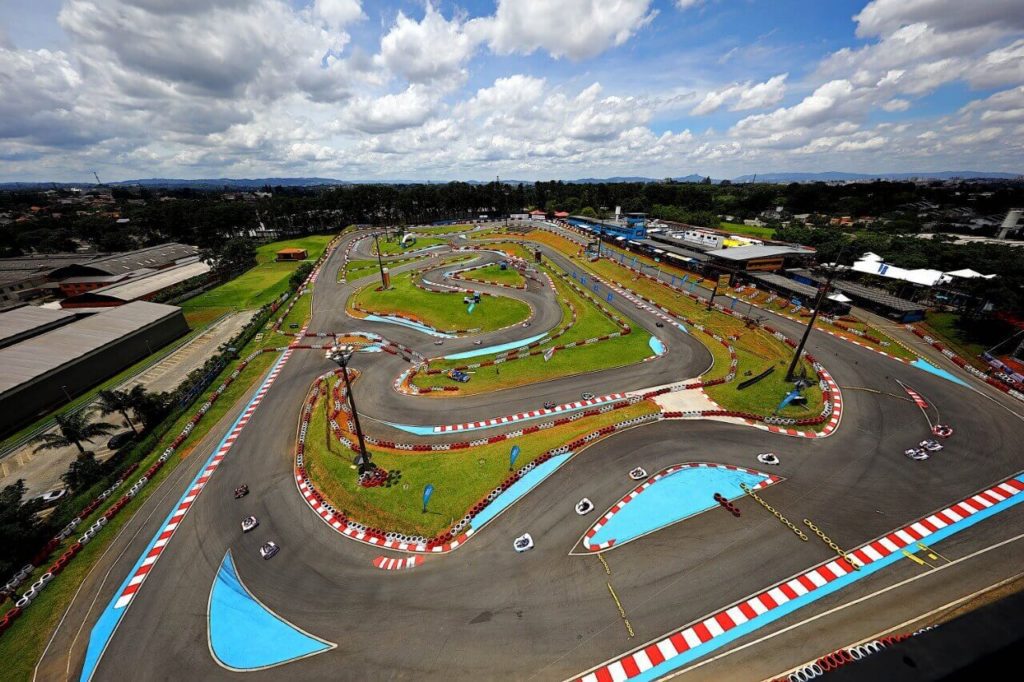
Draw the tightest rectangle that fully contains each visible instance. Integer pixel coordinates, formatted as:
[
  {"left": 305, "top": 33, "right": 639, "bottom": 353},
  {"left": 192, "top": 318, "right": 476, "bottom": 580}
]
[
  {"left": 509, "top": 445, "right": 521, "bottom": 471},
  {"left": 422, "top": 484, "right": 434, "bottom": 513}
]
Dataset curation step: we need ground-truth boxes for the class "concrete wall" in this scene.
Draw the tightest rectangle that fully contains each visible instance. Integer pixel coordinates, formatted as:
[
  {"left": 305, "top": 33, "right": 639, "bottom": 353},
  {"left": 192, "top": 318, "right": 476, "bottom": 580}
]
[{"left": 0, "top": 309, "right": 190, "bottom": 435}]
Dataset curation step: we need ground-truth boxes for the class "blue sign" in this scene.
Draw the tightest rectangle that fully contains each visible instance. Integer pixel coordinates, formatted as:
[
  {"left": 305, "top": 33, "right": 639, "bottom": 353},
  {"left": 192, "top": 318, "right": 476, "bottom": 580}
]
[
  {"left": 670, "top": 275, "right": 676, "bottom": 286},
  {"left": 592, "top": 283, "right": 599, "bottom": 292},
  {"left": 730, "top": 297, "right": 737, "bottom": 309},
  {"left": 467, "top": 302, "right": 476, "bottom": 314},
  {"left": 581, "top": 276, "right": 588, "bottom": 285},
  {"left": 509, "top": 445, "right": 521, "bottom": 470},
  {"left": 422, "top": 484, "right": 434, "bottom": 512},
  {"left": 572, "top": 270, "right": 577, "bottom": 279},
  {"left": 606, "top": 293, "right": 614, "bottom": 302}
]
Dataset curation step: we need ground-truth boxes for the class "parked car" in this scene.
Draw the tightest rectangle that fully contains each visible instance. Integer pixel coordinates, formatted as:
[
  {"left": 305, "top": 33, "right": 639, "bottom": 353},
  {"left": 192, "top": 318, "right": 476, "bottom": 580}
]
[
  {"left": 513, "top": 533, "right": 534, "bottom": 553},
  {"left": 575, "top": 498, "right": 594, "bottom": 515},
  {"left": 629, "top": 467, "right": 648, "bottom": 481},
  {"left": 35, "top": 488, "right": 67, "bottom": 508},
  {"left": 259, "top": 541, "right": 279, "bottom": 559},
  {"left": 241, "top": 516, "right": 259, "bottom": 533},
  {"left": 107, "top": 431, "right": 136, "bottom": 450}
]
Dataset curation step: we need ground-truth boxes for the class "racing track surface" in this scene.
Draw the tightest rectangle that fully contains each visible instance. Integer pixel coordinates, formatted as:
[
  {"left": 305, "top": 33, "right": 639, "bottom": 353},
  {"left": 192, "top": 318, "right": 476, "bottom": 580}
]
[{"left": 51, "top": 228, "right": 1024, "bottom": 682}]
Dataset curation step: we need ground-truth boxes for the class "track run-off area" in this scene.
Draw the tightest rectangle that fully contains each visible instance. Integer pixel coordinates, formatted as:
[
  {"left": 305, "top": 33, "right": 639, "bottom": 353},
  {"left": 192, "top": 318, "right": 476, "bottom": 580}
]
[{"left": 31, "top": 222, "right": 1024, "bottom": 682}]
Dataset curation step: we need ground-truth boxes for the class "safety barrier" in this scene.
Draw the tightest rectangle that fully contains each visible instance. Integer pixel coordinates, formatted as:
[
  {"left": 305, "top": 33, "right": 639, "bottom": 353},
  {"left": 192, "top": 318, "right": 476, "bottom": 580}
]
[{"left": 771, "top": 629, "right": 930, "bottom": 682}]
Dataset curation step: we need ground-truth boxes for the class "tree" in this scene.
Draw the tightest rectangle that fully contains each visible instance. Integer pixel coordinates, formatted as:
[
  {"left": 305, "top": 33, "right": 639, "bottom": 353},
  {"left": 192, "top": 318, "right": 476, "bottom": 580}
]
[
  {"left": 0, "top": 480, "right": 47, "bottom": 580},
  {"left": 97, "top": 388, "right": 141, "bottom": 434},
  {"left": 133, "top": 390, "right": 172, "bottom": 431},
  {"left": 579, "top": 206, "right": 598, "bottom": 218},
  {"left": 32, "top": 411, "right": 115, "bottom": 455},
  {"left": 202, "top": 237, "right": 257, "bottom": 276},
  {"left": 63, "top": 452, "right": 104, "bottom": 491}
]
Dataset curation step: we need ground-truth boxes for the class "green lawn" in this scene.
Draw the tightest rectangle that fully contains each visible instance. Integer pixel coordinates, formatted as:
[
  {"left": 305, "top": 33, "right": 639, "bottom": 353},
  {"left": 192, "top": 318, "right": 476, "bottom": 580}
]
[
  {"left": 922, "top": 311, "right": 988, "bottom": 362},
  {"left": 455, "top": 263, "right": 526, "bottom": 288},
  {"left": 374, "top": 236, "right": 447, "bottom": 256},
  {"left": 182, "top": 234, "right": 333, "bottom": 313},
  {"left": 350, "top": 267, "right": 531, "bottom": 333},
  {"left": 305, "top": 391, "right": 657, "bottom": 537},
  {"left": 720, "top": 222, "right": 776, "bottom": 239},
  {"left": 414, "top": 257, "right": 653, "bottom": 394},
  {"left": 571, "top": 254, "right": 824, "bottom": 420},
  {"left": 410, "top": 223, "right": 475, "bottom": 235}
]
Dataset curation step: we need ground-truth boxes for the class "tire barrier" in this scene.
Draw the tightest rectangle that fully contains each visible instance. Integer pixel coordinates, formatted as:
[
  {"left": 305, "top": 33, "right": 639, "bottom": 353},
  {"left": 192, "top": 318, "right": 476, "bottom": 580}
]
[
  {"left": 713, "top": 492, "right": 742, "bottom": 517},
  {"left": 773, "top": 629, "right": 930, "bottom": 682}
]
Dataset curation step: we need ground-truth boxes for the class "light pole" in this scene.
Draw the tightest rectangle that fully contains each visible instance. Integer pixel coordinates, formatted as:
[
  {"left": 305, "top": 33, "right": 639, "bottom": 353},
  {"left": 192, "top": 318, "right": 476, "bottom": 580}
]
[
  {"left": 327, "top": 345, "right": 373, "bottom": 474},
  {"left": 785, "top": 248, "right": 849, "bottom": 382},
  {"left": 371, "top": 232, "right": 387, "bottom": 289}
]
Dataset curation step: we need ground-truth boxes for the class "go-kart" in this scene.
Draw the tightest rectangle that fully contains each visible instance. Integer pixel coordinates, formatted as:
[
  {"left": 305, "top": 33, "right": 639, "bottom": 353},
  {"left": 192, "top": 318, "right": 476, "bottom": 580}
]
[
  {"left": 919, "top": 439, "right": 944, "bottom": 452},
  {"left": 543, "top": 401, "right": 556, "bottom": 410},
  {"left": 756, "top": 453, "right": 780, "bottom": 466},
  {"left": 628, "top": 467, "right": 648, "bottom": 481},
  {"left": 575, "top": 498, "right": 594, "bottom": 515},
  {"left": 234, "top": 485, "right": 249, "bottom": 499},
  {"left": 241, "top": 516, "right": 259, "bottom": 533},
  {"left": 932, "top": 424, "right": 954, "bottom": 438},
  {"left": 259, "top": 541, "right": 279, "bottom": 559},
  {"left": 904, "top": 447, "right": 930, "bottom": 461},
  {"left": 513, "top": 533, "right": 534, "bottom": 553}
]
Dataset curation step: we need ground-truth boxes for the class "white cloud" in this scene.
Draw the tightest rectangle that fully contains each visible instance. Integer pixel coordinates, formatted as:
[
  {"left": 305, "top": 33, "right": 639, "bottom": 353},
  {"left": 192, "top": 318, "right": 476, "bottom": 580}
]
[
  {"left": 470, "top": 0, "right": 657, "bottom": 60},
  {"left": 341, "top": 85, "right": 438, "bottom": 134},
  {"left": 853, "top": 0, "right": 1024, "bottom": 38},
  {"left": 692, "top": 75, "right": 788, "bottom": 115},
  {"left": 882, "top": 98, "right": 910, "bottom": 112},
  {"left": 375, "top": 5, "right": 474, "bottom": 87}
]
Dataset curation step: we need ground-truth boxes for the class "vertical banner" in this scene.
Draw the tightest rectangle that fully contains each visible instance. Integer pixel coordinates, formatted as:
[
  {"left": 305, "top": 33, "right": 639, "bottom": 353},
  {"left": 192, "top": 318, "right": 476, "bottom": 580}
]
[
  {"left": 631, "top": 257, "right": 638, "bottom": 266},
  {"left": 581, "top": 275, "right": 588, "bottom": 285},
  {"left": 467, "top": 302, "right": 476, "bottom": 314},
  {"left": 422, "top": 484, "right": 434, "bottom": 513},
  {"left": 606, "top": 293, "right": 614, "bottom": 302},
  {"left": 509, "top": 445, "right": 521, "bottom": 471},
  {"left": 670, "top": 275, "right": 676, "bottom": 286}
]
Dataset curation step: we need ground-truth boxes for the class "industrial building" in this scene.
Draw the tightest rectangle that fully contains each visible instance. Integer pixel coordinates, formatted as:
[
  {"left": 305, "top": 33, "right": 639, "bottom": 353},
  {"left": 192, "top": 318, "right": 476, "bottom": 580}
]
[
  {"left": 60, "top": 259, "right": 211, "bottom": 308},
  {"left": 704, "top": 245, "right": 814, "bottom": 273},
  {"left": 0, "top": 301, "right": 189, "bottom": 434}
]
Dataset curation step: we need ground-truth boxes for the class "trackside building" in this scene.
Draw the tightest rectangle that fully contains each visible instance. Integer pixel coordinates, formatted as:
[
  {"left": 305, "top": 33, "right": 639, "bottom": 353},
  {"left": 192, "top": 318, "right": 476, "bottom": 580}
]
[{"left": 0, "top": 301, "right": 189, "bottom": 434}]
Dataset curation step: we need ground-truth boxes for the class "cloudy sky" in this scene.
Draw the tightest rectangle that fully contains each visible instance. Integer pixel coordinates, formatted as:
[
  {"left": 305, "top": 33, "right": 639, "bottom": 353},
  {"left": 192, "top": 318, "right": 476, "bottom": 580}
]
[{"left": 1, "top": 0, "right": 1022, "bottom": 182}]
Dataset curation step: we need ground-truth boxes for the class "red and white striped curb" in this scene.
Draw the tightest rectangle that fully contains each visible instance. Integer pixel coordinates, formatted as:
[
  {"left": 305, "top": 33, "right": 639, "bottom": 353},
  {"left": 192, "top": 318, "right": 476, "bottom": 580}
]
[
  {"left": 295, "top": 473, "right": 476, "bottom": 553},
  {"left": 372, "top": 555, "right": 423, "bottom": 570},
  {"left": 574, "top": 475, "right": 1024, "bottom": 682},
  {"left": 582, "top": 463, "right": 781, "bottom": 551},
  {"left": 902, "top": 384, "right": 930, "bottom": 410},
  {"left": 113, "top": 349, "right": 295, "bottom": 610},
  {"left": 432, "top": 393, "right": 626, "bottom": 432}
]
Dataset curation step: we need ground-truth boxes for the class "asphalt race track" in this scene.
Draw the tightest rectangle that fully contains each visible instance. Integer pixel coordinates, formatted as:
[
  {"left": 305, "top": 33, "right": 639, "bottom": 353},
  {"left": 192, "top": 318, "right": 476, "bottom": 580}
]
[{"left": 42, "top": 226, "right": 1024, "bottom": 682}]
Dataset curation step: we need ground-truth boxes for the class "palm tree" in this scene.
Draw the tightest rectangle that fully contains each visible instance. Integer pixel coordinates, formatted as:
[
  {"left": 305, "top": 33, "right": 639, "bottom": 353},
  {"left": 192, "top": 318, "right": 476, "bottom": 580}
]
[
  {"left": 97, "top": 386, "right": 147, "bottom": 434},
  {"left": 32, "top": 411, "right": 114, "bottom": 455}
]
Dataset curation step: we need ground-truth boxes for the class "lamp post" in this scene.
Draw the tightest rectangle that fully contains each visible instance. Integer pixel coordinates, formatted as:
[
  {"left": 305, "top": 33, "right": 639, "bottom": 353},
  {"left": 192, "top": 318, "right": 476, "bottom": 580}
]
[
  {"left": 785, "top": 247, "right": 849, "bottom": 382},
  {"left": 371, "top": 232, "right": 387, "bottom": 289},
  {"left": 327, "top": 345, "right": 372, "bottom": 474}
]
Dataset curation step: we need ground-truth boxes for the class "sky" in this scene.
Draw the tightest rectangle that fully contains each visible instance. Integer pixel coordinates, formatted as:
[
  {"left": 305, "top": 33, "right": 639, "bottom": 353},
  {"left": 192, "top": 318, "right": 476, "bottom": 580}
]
[{"left": 0, "top": 0, "right": 1022, "bottom": 182}]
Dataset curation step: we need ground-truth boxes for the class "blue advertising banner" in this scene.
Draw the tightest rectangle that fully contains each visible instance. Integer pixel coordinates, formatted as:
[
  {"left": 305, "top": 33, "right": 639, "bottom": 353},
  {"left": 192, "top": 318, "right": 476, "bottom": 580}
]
[
  {"left": 422, "top": 484, "right": 434, "bottom": 512},
  {"left": 509, "top": 445, "right": 521, "bottom": 471}
]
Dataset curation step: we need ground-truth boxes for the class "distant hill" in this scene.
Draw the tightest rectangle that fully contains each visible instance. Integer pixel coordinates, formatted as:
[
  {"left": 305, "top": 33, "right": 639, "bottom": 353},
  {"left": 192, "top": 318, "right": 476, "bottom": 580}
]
[{"left": 730, "top": 170, "right": 1021, "bottom": 183}]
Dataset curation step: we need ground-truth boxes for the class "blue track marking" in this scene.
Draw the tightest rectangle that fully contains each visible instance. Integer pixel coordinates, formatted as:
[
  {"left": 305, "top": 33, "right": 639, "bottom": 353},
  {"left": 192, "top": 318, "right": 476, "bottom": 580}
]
[
  {"left": 470, "top": 453, "right": 572, "bottom": 529},
  {"left": 588, "top": 467, "right": 769, "bottom": 549},
  {"left": 362, "top": 313, "right": 455, "bottom": 338},
  {"left": 648, "top": 336, "right": 666, "bottom": 356},
  {"left": 443, "top": 332, "right": 548, "bottom": 360},
  {"left": 208, "top": 551, "right": 335, "bottom": 671},
  {"left": 80, "top": 352, "right": 290, "bottom": 682},
  {"left": 614, "top": 473, "right": 1024, "bottom": 681},
  {"left": 912, "top": 358, "right": 971, "bottom": 387}
]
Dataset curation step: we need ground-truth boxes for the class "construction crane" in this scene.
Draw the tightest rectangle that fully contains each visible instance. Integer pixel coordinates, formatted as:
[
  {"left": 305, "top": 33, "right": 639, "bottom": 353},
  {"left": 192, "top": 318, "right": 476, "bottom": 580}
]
[{"left": 92, "top": 171, "right": 102, "bottom": 186}]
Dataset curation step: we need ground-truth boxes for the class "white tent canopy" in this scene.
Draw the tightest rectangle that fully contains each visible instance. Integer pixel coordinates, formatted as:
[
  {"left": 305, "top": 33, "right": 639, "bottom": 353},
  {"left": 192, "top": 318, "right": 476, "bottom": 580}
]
[
  {"left": 945, "top": 268, "right": 997, "bottom": 279},
  {"left": 851, "top": 255, "right": 994, "bottom": 287}
]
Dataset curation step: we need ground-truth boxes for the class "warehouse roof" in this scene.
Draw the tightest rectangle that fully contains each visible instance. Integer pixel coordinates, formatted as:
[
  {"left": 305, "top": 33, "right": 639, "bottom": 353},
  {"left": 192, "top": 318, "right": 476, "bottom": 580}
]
[
  {"left": 832, "top": 280, "right": 925, "bottom": 313},
  {"left": 705, "top": 245, "right": 808, "bottom": 261},
  {"left": 47, "top": 243, "right": 199, "bottom": 278},
  {"left": 748, "top": 272, "right": 820, "bottom": 299},
  {"left": 0, "top": 301, "right": 181, "bottom": 394},
  {"left": 0, "top": 306, "right": 77, "bottom": 348},
  {"left": 68, "top": 260, "right": 210, "bottom": 304}
]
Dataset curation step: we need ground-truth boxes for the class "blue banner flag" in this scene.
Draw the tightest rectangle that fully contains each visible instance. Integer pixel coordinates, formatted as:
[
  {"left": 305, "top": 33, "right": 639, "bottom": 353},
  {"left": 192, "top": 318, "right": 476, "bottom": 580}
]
[
  {"left": 467, "top": 302, "right": 476, "bottom": 314},
  {"left": 581, "top": 276, "right": 588, "bottom": 285},
  {"left": 606, "top": 293, "right": 613, "bottom": 302},
  {"left": 509, "top": 445, "right": 521, "bottom": 470},
  {"left": 422, "top": 484, "right": 434, "bottom": 512}
]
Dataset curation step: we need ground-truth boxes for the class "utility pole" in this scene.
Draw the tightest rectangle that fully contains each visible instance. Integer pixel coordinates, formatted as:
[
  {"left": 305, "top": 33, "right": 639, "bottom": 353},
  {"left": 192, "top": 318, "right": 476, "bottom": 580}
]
[
  {"left": 371, "top": 231, "right": 387, "bottom": 289},
  {"left": 785, "top": 249, "right": 848, "bottom": 382},
  {"left": 327, "top": 345, "right": 373, "bottom": 474}
]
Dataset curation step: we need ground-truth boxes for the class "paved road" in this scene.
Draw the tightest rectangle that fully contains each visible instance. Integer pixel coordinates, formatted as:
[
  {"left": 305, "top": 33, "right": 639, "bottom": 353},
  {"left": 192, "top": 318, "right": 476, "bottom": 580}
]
[{"left": 43, "top": 228, "right": 1024, "bottom": 682}]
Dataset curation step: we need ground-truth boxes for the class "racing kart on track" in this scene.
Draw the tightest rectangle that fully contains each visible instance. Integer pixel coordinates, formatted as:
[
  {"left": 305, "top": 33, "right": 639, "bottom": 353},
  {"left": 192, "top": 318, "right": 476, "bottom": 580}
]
[
  {"left": 241, "top": 516, "right": 259, "bottom": 533},
  {"left": 575, "top": 498, "right": 594, "bottom": 515},
  {"left": 628, "top": 467, "right": 648, "bottom": 481},
  {"left": 513, "top": 533, "right": 534, "bottom": 553},
  {"left": 234, "top": 484, "right": 249, "bottom": 499},
  {"left": 756, "top": 453, "right": 780, "bottom": 466},
  {"left": 904, "top": 447, "right": 930, "bottom": 461}
]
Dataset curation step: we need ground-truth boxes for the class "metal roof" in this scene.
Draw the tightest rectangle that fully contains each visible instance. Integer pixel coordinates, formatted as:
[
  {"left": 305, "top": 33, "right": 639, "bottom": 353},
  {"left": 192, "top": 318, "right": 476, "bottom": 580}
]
[
  {"left": 0, "top": 301, "right": 182, "bottom": 394},
  {"left": 636, "top": 239, "right": 710, "bottom": 261},
  {"left": 0, "top": 306, "right": 77, "bottom": 347},
  {"left": 47, "top": 243, "right": 199, "bottom": 277},
  {"left": 81, "top": 260, "right": 210, "bottom": 302},
  {"left": 705, "top": 245, "right": 808, "bottom": 261},
  {"left": 832, "top": 280, "right": 925, "bottom": 313},
  {"left": 748, "top": 272, "right": 820, "bottom": 299}
]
